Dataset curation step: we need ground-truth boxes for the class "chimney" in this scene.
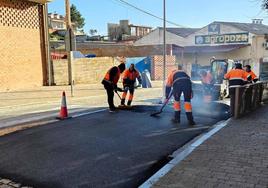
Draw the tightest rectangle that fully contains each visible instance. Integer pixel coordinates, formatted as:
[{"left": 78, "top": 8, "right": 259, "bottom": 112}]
[{"left": 252, "top": 19, "right": 263, "bottom": 24}]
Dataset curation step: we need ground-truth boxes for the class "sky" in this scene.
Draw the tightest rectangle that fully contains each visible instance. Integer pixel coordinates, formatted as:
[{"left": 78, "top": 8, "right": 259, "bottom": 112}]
[{"left": 48, "top": 0, "right": 268, "bottom": 35}]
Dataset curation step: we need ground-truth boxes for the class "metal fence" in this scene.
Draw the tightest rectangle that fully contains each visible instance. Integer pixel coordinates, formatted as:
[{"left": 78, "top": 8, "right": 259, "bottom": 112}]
[{"left": 230, "top": 82, "right": 268, "bottom": 118}]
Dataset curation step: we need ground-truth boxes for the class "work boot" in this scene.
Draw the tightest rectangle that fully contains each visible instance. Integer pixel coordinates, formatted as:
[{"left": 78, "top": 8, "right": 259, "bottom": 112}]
[
  {"left": 121, "top": 99, "right": 125, "bottom": 106},
  {"left": 127, "top": 100, "right": 132, "bottom": 106},
  {"left": 109, "top": 108, "right": 116, "bottom": 113},
  {"left": 171, "top": 111, "right": 180, "bottom": 124},
  {"left": 186, "top": 112, "right": 195, "bottom": 126}
]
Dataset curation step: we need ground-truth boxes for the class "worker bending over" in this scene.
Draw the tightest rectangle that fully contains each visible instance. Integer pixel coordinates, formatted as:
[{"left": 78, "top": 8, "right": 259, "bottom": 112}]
[
  {"left": 121, "top": 64, "right": 142, "bottom": 106},
  {"left": 102, "top": 63, "right": 126, "bottom": 112},
  {"left": 166, "top": 65, "right": 195, "bottom": 126}
]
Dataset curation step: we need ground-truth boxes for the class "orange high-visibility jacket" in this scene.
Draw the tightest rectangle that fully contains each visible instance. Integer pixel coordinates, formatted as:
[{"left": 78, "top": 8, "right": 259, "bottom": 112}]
[
  {"left": 201, "top": 72, "right": 213, "bottom": 85},
  {"left": 123, "top": 69, "right": 141, "bottom": 85},
  {"left": 103, "top": 67, "right": 120, "bottom": 85},
  {"left": 166, "top": 70, "right": 190, "bottom": 87},
  {"left": 224, "top": 69, "right": 251, "bottom": 87},
  {"left": 248, "top": 70, "right": 257, "bottom": 81}
]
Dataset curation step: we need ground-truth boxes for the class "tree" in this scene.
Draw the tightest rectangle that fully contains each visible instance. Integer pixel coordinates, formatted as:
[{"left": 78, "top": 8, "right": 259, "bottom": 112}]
[
  {"left": 263, "top": 0, "right": 268, "bottom": 9},
  {"left": 89, "top": 29, "right": 98, "bottom": 36},
  {"left": 70, "top": 4, "right": 85, "bottom": 29}
]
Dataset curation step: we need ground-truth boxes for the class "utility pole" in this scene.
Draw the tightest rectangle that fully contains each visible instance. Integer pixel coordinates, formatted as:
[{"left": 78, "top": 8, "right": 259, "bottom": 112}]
[
  {"left": 162, "top": 0, "right": 166, "bottom": 101},
  {"left": 65, "top": 0, "right": 75, "bottom": 97}
]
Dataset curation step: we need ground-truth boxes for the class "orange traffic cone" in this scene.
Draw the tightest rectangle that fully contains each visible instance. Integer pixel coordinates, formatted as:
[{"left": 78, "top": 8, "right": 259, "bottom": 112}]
[{"left": 57, "top": 91, "right": 70, "bottom": 120}]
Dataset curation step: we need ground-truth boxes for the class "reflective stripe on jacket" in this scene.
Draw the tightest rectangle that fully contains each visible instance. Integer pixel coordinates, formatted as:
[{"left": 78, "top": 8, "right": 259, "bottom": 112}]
[
  {"left": 224, "top": 69, "right": 251, "bottom": 87},
  {"left": 123, "top": 69, "right": 141, "bottom": 85},
  {"left": 123, "top": 69, "right": 140, "bottom": 81},
  {"left": 166, "top": 70, "right": 190, "bottom": 87}
]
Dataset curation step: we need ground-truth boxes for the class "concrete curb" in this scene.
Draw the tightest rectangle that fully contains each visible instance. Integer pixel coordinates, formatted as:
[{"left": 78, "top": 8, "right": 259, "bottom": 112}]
[
  {"left": 139, "top": 119, "right": 231, "bottom": 188},
  {"left": 0, "top": 108, "right": 107, "bottom": 136}
]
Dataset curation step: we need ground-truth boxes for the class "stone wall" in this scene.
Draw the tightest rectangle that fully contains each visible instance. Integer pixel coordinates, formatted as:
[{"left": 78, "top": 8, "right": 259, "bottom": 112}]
[{"left": 52, "top": 57, "right": 119, "bottom": 85}]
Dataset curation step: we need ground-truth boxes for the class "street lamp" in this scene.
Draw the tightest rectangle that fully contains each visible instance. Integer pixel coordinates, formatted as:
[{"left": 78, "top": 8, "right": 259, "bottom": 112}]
[
  {"left": 162, "top": 0, "right": 166, "bottom": 101},
  {"left": 65, "top": 0, "right": 75, "bottom": 97}
]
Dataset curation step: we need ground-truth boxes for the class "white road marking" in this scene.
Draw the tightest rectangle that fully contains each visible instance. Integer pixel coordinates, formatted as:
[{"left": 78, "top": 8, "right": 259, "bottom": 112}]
[
  {"left": 139, "top": 119, "right": 230, "bottom": 188},
  {"left": 72, "top": 109, "right": 107, "bottom": 118},
  {"left": 0, "top": 108, "right": 107, "bottom": 129}
]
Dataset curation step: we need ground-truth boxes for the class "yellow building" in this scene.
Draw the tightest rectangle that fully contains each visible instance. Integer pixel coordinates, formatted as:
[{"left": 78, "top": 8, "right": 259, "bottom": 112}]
[{"left": 0, "top": 0, "right": 52, "bottom": 91}]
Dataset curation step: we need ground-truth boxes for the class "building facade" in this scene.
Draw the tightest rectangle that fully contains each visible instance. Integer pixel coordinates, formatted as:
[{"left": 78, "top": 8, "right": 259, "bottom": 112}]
[
  {"left": 0, "top": 0, "right": 51, "bottom": 91},
  {"left": 108, "top": 20, "right": 152, "bottom": 42},
  {"left": 48, "top": 12, "right": 66, "bottom": 31},
  {"left": 135, "top": 20, "right": 268, "bottom": 79}
]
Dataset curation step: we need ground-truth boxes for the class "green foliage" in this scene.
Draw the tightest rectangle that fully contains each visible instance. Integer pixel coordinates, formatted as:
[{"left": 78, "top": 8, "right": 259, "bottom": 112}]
[
  {"left": 89, "top": 29, "right": 97, "bottom": 36},
  {"left": 262, "top": 0, "right": 268, "bottom": 9},
  {"left": 49, "top": 33, "right": 64, "bottom": 41},
  {"left": 71, "top": 4, "right": 85, "bottom": 29}
]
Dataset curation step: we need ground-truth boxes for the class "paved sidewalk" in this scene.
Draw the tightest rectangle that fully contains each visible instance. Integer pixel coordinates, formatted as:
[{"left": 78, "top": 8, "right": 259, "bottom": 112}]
[
  {"left": 153, "top": 105, "right": 268, "bottom": 188},
  {"left": 0, "top": 82, "right": 162, "bottom": 121}
]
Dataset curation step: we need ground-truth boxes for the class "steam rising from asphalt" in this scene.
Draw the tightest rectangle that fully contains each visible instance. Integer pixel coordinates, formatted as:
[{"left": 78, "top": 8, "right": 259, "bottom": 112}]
[{"left": 191, "top": 92, "right": 230, "bottom": 119}]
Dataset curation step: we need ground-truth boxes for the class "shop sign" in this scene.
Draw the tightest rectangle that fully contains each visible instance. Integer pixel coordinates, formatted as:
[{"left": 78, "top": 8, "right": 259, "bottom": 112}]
[
  {"left": 195, "top": 33, "right": 249, "bottom": 44},
  {"left": 208, "top": 24, "right": 220, "bottom": 34}
]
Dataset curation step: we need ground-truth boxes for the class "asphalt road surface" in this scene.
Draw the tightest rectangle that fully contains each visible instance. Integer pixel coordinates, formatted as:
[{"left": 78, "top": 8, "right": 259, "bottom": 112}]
[{"left": 0, "top": 104, "right": 229, "bottom": 188}]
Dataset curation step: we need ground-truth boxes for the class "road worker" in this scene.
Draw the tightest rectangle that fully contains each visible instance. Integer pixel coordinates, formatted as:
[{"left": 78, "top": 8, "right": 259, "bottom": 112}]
[
  {"left": 224, "top": 62, "right": 251, "bottom": 87},
  {"left": 244, "top": 65, "right": 258, "bottom": 83},
  {"left": 224, "top": 62, "right": 251, "bottom": 115},
  {"left": 102, "top": 62, "right": 126, "bottom": 112},
  {"left": 200, "top": 70, "right": 214, "bottom": 103},
  {"left": 121, "top": 64, "right": 142, "bottom": 106},
  {"left": 244, "top": 65, "right": 258, "bottom": 111},
  {"left": 166, "top": 65, "right": 196, "bottom": 126}
]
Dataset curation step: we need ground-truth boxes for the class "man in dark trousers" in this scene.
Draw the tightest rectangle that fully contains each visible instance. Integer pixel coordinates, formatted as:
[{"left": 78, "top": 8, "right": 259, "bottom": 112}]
[
  {"left": 102, "top": 63, "right": 126, "bottom": 112},
  {"left": 121, "top": 64, "right": 142, "bottom": 106},
  {"left": 244, "top": 64, "right": 258, "bottom": 111},
  {"left": 166, "top": 65, "right": 195, "bottom": 126},
  {"left": 224, "top": 63, "right": 251, "bottom": 115}
]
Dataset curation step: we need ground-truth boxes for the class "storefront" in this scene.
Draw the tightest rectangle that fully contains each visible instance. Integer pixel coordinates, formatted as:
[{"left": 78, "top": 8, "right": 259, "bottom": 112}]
[
  {"left": 181, "top": 21, "right": 268, "bottom": 79},
  {"left": 135, "top": 20, "right": 268, "bottom": 80}
]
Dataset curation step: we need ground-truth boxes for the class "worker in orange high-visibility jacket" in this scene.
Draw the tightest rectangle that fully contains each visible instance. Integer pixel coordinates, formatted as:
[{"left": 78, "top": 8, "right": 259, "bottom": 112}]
[
  {"left": 244, "top": 65, "right": 258, "bottom": 83},
  {"left": 244, "top": 64, "right": 258, "bottom": 111},
  {"left": 224, "top": 63, "right": 251, "bottom": 87},
  {"left": 121, "top": 64, "right": 142, "bottom": 106},
  {"left": 166, "top": 65, "right": 195, "bottom": 126},
  {"left": 102, "top": 63, "right": 126, "bottom": 112},
  {"left": 224, "top": 62, "right": 251, "bottom": 115},
  {"left": 200, "top": 70, "right": 214, "bottom": 103}
]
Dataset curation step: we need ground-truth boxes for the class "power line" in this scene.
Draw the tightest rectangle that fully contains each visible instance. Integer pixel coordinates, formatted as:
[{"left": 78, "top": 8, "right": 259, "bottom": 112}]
[{"left": 113, "top": 0, "right": 186, "bottom": 27}]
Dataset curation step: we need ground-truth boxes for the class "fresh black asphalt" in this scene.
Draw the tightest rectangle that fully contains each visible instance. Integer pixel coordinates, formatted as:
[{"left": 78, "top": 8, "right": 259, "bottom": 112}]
[{"left": 0, "top": 104, "right": 229, "bottom": 188}]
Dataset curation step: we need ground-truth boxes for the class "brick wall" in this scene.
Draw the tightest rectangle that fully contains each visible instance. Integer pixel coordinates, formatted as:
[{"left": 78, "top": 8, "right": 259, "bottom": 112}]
[
  {"left": 151, "top": 55, "right": 177, "bottom": 80},
  {"left": 0, "top": 0, "right": 46, "bottom": 91},
  {"left": 52, "top": 57, "right": 120, "bottom": 85}
]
